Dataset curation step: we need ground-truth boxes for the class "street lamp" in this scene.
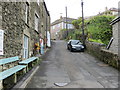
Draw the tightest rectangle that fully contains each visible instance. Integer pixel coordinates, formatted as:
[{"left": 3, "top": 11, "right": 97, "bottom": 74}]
[{"left": 81, "top": 0, "right": 85, "bottom": 46}]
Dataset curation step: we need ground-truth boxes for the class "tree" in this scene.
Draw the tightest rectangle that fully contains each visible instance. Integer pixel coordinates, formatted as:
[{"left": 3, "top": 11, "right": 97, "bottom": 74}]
[
  {"left": 86, "top": 15, "right": 115, "bottom": 44},
  {"left": 72, "top": 17, "right": 82, "bottom": 29},
  {"left": 71, "top": 15, "right": 115, "bottom": 44}
]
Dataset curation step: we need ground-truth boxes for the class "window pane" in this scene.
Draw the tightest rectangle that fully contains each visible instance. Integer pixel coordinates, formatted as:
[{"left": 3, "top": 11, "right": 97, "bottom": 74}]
[
  {"left": 25, "top": 3, "right": 29, "bottom": 24},
  {"left": 23, "top": 35, "right": 29, "bottom": 59},
  {"left": 35, "top": 14, "right": 39, "bottom": 31}
]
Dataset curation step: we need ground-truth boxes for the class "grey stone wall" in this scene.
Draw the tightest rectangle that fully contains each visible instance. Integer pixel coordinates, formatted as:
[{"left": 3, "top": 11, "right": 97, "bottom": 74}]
[
  {"left": 118, "top": 2, "right": 120, "bottom": 58},
  {"left": 1, "top": 2, "right": 24, "bottom": 58},
  {"left": 25, "top": 2, "right": 41, "bottom": 57},
  {"left": 0, "top": 1, "right": 50, "bottom": 59},
  {"left": 0, "top": 3, "right": 2, "bottom": 29},
  {"left": 0, "top": 3, "right": 3, "bottom": 59},
  {"left": 86, "top": 41, "right": 119, "bottom": 70}
]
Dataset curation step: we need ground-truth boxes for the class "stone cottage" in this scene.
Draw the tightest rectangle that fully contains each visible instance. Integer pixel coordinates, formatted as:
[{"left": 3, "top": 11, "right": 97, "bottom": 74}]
[{"left": 0, "top": 0, "right": 50, "bottom": 59}]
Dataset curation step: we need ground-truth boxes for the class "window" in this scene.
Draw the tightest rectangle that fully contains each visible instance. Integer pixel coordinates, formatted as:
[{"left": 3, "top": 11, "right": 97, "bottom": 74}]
[
  {"left": 68, "top": 24, "right": 70, "bottom": 29},
  {"left": 67, "top": 24, "right": 72, "bottom": 29},
  {"left": 69, "top": 24, "right": 74, "bottom": 29},
  {"left": 53, "top": 26, "right": 55, "bottom": 30},
  {"left": 58, "top": 23, "right": 61, "bottom": 27},
  {"left": 23, "top": 35, "right": 29, "bottom": 59},
  {"left": 64, "top": 23, "right": 66, "bottom": 29},
  {"left": 25, "top": 2, "right": 29, "bottom": 24},
  {"left": 35, "top": 13, "right": 39, "bottom": 31},
  {"left": 37, "top": 0, "right": 40, "bottom": 5}
]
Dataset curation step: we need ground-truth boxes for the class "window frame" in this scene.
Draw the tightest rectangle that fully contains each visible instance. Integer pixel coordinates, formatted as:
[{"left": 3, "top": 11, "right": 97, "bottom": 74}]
[
  {"left": 23, "top": 35, "right": 29, "bottom": 59},
  {"left": 35, "top": 13, "right": 39, "bottom": 32},
  {"left": 25, "top": 2, "right": 29, "bottom": 24},
  {"left": 37, "top": 0, "right": 40, "bottom": 5}
]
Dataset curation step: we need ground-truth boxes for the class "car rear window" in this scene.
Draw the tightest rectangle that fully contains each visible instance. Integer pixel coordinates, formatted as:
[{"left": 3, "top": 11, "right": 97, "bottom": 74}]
[{"left": 71, "top": 40, "right": 82, "bottom": 45}]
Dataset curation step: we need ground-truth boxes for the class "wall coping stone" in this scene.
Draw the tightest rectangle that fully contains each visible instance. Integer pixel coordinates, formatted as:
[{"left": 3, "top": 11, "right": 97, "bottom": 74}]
[{"left": 101, "top": 48, "right": 118, "bottom": 55}]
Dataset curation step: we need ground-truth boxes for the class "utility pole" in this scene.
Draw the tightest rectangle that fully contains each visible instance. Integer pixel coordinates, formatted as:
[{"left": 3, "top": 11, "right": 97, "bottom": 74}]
[
  {"left": 66, "top": 6, "right": 68, "bottom": 37},
  {"left": 60, "top": 13, "right": 63, "bottom": 17},
  {"left": 81, "top": 0, "right": 85, "bottom": 46}
]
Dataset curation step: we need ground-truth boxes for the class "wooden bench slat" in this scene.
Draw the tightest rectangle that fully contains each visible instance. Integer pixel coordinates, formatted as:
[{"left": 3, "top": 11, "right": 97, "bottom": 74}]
[
  {"left": 0, "top": 65, "right": 26, "bottom": 80},
  {"left": 19, "top": 57, "right": 38, "bottom": 64},
  {"left": 0, "top": 56, "right": 19, "bottom": 65}
]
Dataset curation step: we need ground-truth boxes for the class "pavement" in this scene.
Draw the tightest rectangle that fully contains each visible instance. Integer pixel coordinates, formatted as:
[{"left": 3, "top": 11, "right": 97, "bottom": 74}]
[
  {"left": 12, "top": 48, "right": 49, "bottom": 89},
  {"left": 13, "top": 40, "right": 119, "bottom": 89}
]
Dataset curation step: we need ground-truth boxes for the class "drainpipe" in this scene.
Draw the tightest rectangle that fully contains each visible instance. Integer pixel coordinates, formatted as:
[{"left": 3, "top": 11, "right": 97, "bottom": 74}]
[
  {"left": 46, "top": 12, "right": 47, "bottom": 48},
  {"left": 66, "top": 6, "right": 68, "bottom": 38}
]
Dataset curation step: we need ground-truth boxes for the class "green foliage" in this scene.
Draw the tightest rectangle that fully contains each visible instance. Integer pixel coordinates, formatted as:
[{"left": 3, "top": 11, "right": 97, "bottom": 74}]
[
  {"left": 70, "top": 15, "right": 115, "bottom": 45},
  {"left": 61, "top": 29, "right": 67, "bottom": 31},
  {"left": 87, "top": 15, "right": 115, "bottom": 44},
  {"left": 88, "top": 38, "right": 103, "bottom": 44},
  {"left": 72, "top": 17, "right": 82, "bottom": 29}
]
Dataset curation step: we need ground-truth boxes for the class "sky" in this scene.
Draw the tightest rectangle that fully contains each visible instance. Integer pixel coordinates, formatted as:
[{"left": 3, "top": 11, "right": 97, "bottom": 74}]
[{"left": 44, "top": 0, "right": 120, "bottom": 23}]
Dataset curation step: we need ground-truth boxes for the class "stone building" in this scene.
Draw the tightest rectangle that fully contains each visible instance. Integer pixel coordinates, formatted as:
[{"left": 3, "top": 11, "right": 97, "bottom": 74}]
[
  {"left": 51, "top": 16, "right": 76, "bottom": 40},
  {"left": 109, "top": 17, "right": 119, "bottom": 54},
  {"left": 98, "top": 7, "right": 118, "bottom": 16},
  {"left": 0, "top": 0, "right": 50, "bottom": 59},
  {"left": 108, "top": 2, "right": 120, "bottom": 55},
  {"left": 41, "top": 1, "right": 51, "bottom": 48}
]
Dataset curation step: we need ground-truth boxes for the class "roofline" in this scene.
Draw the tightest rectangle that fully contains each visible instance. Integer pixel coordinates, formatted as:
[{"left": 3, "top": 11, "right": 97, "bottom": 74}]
[
  {"left": 51, "top": 17, "right": 76, "bottom": 26},
  {"left": 43, "top": 1, "right": 50, "bottom": 16}
]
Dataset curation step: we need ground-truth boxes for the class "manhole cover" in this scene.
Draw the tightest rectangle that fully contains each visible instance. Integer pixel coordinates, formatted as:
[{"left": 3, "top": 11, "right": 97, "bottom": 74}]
[{"left": 54, "top": 83, "right": 68, "bottom": 87}]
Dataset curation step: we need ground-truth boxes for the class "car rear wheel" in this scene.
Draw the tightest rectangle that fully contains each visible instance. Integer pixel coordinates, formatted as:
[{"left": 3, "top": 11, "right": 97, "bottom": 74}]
[
  {"left": 67, "top": 47, "right": 69, "bottom": 50},
  {"left": 70, "top": 48, "right": 73, "bottom": 52}
]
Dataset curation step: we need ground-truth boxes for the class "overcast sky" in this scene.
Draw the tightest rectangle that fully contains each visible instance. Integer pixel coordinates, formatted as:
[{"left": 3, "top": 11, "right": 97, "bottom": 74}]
[{"left": 44, "top": 0, "right": 120, "bottom": 23}]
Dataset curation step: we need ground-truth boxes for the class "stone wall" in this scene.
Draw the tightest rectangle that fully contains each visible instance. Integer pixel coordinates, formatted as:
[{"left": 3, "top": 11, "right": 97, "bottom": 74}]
[
  {"left": 86, "top": 41, "right": 119, "bottom": 71},
  {"left": 0, "top": 0, "right": 50, "bottom": 76},
  {"left": 100, "top": 49, "right": 119, "bottom": 69},
  {"left": 1, "top": 2, "right": 24, "bottom": 58},
  {"left": 27, "top": 2, "right": 41, "bottom": 57},
  {"left": 0, "top": 3, "right": 2, "bottom": 29},
  {"left": 0, "top": 3, "right": 3, "bottom": 59},
  {"left": 119, "top": 2, "right": 120, "bottom": 58},
  {"left": 0, "top": 1, "right": 50, "bottom": 59}
]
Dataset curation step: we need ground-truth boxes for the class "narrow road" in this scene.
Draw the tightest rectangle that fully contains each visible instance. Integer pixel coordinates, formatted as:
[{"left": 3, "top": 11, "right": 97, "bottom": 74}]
[{"left": 26, "top": 40, "right": 119, "bottom": 88}]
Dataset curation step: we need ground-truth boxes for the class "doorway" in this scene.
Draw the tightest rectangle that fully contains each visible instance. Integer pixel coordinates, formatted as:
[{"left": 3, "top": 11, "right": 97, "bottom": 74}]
[{"left": 23, "top": 35, "right": 29, "bottom": 59}]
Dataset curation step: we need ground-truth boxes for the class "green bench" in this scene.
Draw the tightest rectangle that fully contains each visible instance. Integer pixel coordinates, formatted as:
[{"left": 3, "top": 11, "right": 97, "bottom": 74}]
[
  {"left": 19, "top": 57, "right": 38, "bottom": 71},
  {"left": 0, "top": 56, "right": 27, "bottom": 89}
]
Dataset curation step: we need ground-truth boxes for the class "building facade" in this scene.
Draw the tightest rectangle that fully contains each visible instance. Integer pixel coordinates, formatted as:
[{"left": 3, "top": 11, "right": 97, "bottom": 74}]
[
  {"left": 51, "top": 16, "right": 75, "bottom": 40},
  {"left": 0, "top": 0, "right": 50, "bottom": 59},
  {"left": 41, "top": 1, "right": 51, "bottom": 48},
  {"left": 107, "top": 2, "right": 119, "bottom": 55},
  {"left": 98, "top": 7, "right": 118, "bottom": 16},
  {"left": 109, "top": 17, "right": 119, "bottom": 55}
]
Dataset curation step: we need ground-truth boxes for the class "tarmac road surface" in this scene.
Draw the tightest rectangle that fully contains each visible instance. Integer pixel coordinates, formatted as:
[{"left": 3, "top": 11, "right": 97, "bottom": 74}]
[{"left": 25, "top": 40, "right": 119, "bottom": 88}]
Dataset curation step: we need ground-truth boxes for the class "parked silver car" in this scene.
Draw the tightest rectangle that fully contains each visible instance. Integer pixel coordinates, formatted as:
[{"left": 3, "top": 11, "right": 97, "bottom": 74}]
[{"left": 67, "top": 40, "right": 84, "bottom": 52}]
